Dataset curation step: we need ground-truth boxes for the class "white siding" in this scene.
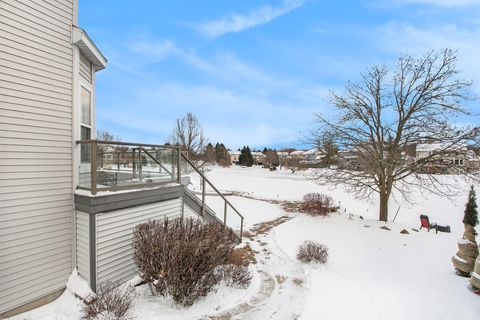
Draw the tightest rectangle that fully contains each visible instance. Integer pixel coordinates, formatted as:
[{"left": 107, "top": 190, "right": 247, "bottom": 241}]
[
  {"left": 76, "top": 211, "right": 90, "bottom": 284},
  {"left": 0, "top": 0, "right": 74, "bottom": 314},
  {"left": 95, "top": 199, "right": 184, "bottom": 286},
  {"left": 79, "top": 52, "right": 92, "bottom": 84}
]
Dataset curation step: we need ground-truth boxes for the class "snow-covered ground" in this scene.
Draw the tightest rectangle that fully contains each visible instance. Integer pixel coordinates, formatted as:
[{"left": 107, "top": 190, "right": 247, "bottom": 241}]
[{"left": 9, "top": 166, "right": 480, "bottom": 319}]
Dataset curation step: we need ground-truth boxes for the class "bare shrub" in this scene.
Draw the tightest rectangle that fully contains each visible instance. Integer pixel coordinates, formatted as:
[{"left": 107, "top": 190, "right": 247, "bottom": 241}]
[
  {"left": 219, "top": 264, "right": 252, "bottom": 288},
  {"left": 133, "top": 218, "right": 237, "bottom": 306},
  {"left": 300, "top": 193, "right": 336, "bottom": 216},
  {"left": 81, "top": 281, "right": 135, "bottom": 320},
  {"left": 297, "top": 241, "right": 329, "bottom": 264},
  {"left": 227, "top": 244, "right": 256, "bottom": 267}
]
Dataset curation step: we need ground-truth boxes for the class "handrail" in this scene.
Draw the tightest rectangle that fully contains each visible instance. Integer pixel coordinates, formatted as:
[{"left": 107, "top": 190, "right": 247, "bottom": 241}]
[
  {"left": 75, "top": 139, "right": 243, "bottom": 239},
  {"left": 180, "top": 152, "right": 244, "bottom": 239},
  {"left": 140, "top": 147, "right": 173, "bottom": 176},
  {"left": 76, "top": 140, "right": 180, "bottom": 195},
  {"left": 76, "top": 139, "right": 181, "bottom": 150}
]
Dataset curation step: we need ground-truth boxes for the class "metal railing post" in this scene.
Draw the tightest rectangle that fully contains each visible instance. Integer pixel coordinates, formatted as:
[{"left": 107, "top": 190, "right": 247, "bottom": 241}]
[
  {"left": 117, "top": 151, "right": 120, "bottom": 171},
  {"left": 177, "top": 148, "right": 181, "bottom": 183},
  {"left": 90, "top": 141, "right": 97, "bottom": 195},
  {"left": 132, "top": 149, "right": 136, "bottom": 179},
  {"left": 224, "top": 200, "right": 227, "bottom": 227},
  {"left": 240, "top": 216, "right": 244, "bottom": 240},
  {"left": 138, "top": 148, "right": 142, "bottom": 181},
  {"left": 201, "top": 177, "right": 206, "bottom": 215}
]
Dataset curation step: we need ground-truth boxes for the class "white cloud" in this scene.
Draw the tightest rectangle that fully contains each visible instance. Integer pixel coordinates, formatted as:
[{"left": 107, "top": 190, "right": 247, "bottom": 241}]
[
  {"left": 130, "top": 40, "right": 291, "bottom": 91},
  {"left": 376, "top": 22, "right": 480, "bottom": 96},
  {"left": 198, "top": 0, "right": 305, "bottom": 38},
  {"left": 99, "top": 82, "right": 324, "bottom": 148},
  {"left": 130, "top": 40, "right": 177, "bottom": 62}
]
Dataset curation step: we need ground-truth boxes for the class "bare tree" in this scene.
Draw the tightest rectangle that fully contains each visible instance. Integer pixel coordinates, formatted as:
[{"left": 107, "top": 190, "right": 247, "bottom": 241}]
[
  {"left": 312, "top": 49, "right": 479, "bottom": 221},
  {"left": 281, "top": 157, "right": 305, "bottom": 174},
  {"left": 97, "top": 129, "right": 120, "bottom": 142},
  {"left": 170, "top": 112, "right": 206, "bottom": 159}
]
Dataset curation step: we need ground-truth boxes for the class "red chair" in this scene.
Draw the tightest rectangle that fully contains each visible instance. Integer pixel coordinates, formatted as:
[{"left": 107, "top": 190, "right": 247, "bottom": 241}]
[{"left": 420, "top": 215, "right": 438, "bottom": 233}]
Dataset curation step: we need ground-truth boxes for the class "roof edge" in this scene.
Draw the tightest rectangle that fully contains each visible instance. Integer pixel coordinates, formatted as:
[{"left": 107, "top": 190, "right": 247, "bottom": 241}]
[{"left": 73, "top": 26, "right": 107, "bottom": 71}]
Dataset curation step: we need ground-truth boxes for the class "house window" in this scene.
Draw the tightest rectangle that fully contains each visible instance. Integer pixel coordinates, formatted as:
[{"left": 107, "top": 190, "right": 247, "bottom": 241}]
[
  {"left": 454, "top": 159, "right": 459, "bottom": 165},
  {"left": 81, "top": 86, "right": 92, "bottom": 163},
  {"left": 460, "top": 159, "right": 464, "bottom": 165}
]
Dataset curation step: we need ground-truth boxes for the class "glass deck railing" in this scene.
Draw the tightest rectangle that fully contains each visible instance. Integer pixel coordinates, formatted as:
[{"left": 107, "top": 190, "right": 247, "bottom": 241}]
[{"left": 76, "top": 140, "right": 186, "bottom": 194}]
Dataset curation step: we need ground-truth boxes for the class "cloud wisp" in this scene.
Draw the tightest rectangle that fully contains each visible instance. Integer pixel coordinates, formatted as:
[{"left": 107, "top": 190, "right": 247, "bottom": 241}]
[
  {"left": 130, "top": 40, "right": 177, "bottom": 62},
  {"left": 198, "top": 0, "right": 305, "bottom": 38}
]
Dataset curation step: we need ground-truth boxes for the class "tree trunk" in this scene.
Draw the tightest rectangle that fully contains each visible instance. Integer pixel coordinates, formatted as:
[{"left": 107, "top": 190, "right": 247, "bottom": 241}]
[{"left": 379, "top": 191, "right": 389, "bottom": 222}]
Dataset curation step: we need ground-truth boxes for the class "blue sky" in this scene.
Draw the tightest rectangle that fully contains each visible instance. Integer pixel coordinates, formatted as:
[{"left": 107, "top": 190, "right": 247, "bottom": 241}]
[{"left": 79, "top": 0, "right": 480, "bottom": 150}]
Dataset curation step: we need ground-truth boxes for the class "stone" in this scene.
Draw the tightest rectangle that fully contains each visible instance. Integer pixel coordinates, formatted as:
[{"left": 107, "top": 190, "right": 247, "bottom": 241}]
[
  {"left": 380, "top": 226, "right": 391, "bottom": 231},
  {"left": 400, "top": 229, "right": 410, "bottom": 234}
]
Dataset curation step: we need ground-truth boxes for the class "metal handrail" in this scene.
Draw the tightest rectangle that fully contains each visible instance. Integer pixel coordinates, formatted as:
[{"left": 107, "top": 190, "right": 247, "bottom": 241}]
[
  {"left": 76, "top": 140, "right": 179, "bottom": 195},
  {"left": 76, "top": 139, "right": 243, "bottom": 239},
  {"left": 140, "top": 147, "right": 173, "bottom": 176},
  {"left": 76, "top": 139, "right": 181, "bottom": 149},
  {"left": 180, "top": 153, "right": 244, "bottom": 239}
]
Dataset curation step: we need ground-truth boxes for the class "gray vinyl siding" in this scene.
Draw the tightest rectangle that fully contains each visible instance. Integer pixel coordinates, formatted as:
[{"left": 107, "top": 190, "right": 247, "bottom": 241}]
[
  {"left": 95, "top": 198, "right": 187, "bottom": 287},
  {"left": 76, "top": 211, "right": 90, "bottom": 284},
  {"left": 0, "top": 0, "right": 74, "bottom": 314},
  {"left": 184, "top": 201, "right": 201, "bottom": 221}
]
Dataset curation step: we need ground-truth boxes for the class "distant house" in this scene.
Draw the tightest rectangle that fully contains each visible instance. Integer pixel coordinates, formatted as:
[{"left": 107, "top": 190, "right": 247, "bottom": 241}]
[
  {"left": 290, "top": 150, "right": 306, "bottom": 159},
  {"left": 415, "top": 143, "right": 471, "bottom": 174},
  {"left": 252, "top": 151, "right": 267, "bottom": 165},
  {"left": 0, "top": 2, "right": 242, "bottom": 317},
  {"left": 277, "top": 151, "right": 290, "bottom": 160},
  {"left": 303, "top": 148, "right": 324, "bottom": 163},
  {"left": 230, "top": 150, "right": 241, "bottom": 165}
]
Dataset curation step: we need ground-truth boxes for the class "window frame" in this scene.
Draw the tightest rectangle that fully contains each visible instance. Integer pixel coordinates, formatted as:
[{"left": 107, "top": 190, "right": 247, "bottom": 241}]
[{"left": 79, "top": 83, "right": 94, "bottom": 164}]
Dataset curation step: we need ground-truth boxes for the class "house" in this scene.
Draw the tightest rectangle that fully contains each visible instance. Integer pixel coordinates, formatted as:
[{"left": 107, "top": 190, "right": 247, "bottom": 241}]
[
  {"left": 230, "top": 150, "right": 241, "bottom": 165},
  {"left": 0, "top": 1, "right": 242, "bottom": 318},
  {"left": 277, "top": 151, "right": 290, "bottom": 160},
  {"left": 252, "top": 151, "right": 267, "bottom": 165},
  {"left": 289, "top": 150, "right": 305, "bottom": 158},
  {"left": 415, "top": 143, "right": 470, "bottom": 174},
  {"left": 303, "top": 148, "right": 324, "bottom": 163}
]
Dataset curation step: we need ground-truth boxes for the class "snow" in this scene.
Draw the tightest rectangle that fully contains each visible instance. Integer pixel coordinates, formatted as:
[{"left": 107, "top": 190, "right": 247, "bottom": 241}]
[
  {"left": 8, "top": 165, "right": 480, "bottom": 319},
  {"left": 274, "top": 214, "right": 480, "bottom": 319},
  {"left": 66, "top": 269, "right": 94, "bottom": 300},
  {"left": 131, "top": 269, "right": 261, "bottom": 320}
]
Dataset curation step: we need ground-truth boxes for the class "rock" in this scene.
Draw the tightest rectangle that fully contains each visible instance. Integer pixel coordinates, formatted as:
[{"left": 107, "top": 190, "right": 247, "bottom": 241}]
[
  {"left": 380, "top": 226, "right": 391, "bottom": 231},
  {"left": 359, "top": 216, "right": 364, "bottom": 220},
  {"left": 400, "top": 229, "right": 409, "bottom": 234},
  {"left": 364, "top": 225, "right": 371, "bottom": 228},
  {"left": 411, "top": 228, "right": 419, "bottom": 232}
]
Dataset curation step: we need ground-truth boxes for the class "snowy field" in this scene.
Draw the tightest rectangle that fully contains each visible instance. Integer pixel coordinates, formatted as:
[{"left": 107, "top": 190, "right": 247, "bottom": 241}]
[{"left": 9, "top": 166, "right": 480, "bottom": 319}]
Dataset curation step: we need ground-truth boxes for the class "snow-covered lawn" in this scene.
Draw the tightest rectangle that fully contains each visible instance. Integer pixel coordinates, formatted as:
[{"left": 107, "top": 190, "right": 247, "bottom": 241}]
[
  {"left": 205, "top": 166, "right": 480, "bottom": 319},
  {"left": 9, "top": 166, "right": 480, "bottom": 319}
]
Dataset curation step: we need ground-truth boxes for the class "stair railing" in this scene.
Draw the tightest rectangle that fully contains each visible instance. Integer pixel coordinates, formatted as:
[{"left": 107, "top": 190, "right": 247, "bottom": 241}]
[{"left": 180, "top": 152, "right": 244, "bottom": 240}]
